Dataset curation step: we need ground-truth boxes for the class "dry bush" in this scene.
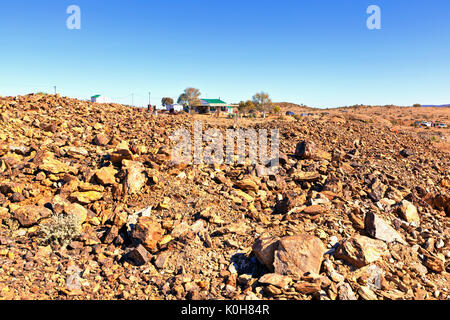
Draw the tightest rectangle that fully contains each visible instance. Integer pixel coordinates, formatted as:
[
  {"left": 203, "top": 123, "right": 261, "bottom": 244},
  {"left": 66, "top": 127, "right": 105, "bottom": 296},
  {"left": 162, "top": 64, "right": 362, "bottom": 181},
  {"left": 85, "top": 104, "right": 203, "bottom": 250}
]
[{"left": 40, "top": 214, "right": 82, "bottom": 247}]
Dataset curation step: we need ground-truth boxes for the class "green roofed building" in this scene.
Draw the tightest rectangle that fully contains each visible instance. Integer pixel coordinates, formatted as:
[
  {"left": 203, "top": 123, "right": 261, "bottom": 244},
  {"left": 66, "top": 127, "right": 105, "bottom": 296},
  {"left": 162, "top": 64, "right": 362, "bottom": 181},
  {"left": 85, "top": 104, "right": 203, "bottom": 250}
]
[
  {"left": 91, "top": 94, "right": 110, "bottom": 103},
  {"left": 195, "top": 98, "right": 229, "bottom": 114}
]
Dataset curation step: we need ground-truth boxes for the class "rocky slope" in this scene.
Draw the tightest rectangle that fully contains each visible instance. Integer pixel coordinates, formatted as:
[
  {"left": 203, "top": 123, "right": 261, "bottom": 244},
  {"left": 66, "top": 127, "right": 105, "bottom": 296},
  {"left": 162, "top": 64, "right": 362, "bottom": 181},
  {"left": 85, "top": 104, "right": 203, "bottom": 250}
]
[{"left": 0, "top": 93, "right": 448, "bottom": 300}]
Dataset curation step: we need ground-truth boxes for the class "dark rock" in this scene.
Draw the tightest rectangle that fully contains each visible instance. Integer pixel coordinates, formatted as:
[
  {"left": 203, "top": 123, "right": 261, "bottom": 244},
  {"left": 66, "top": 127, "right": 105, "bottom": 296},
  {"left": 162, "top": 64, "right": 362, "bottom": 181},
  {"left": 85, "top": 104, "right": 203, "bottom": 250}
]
[{"left": 127, "top": 245, "right": 151, "bottom": 266}]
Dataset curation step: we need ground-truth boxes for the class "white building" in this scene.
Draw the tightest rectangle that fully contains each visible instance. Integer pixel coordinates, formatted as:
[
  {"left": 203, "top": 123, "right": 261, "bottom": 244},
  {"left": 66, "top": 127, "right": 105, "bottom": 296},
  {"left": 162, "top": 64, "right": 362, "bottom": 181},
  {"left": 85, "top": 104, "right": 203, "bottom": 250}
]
[
  {"left": 91, "top": 95, "right": 110, "bottom": 103},
  {"left": 166, "top": 104, "right": 184, "bottom": 112}
]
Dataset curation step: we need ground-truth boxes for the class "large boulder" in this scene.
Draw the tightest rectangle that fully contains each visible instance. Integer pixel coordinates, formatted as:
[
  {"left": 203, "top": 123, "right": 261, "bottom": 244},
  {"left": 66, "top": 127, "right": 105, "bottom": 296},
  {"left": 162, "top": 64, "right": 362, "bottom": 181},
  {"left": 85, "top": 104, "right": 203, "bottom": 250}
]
[
  {"left": 365, "top": 211, "right": 406, "bottom": 245},
  {"left": 252, "top": 236, "right": 279, "bottom": 271},
  {"left": 14, "top": 205, "right": 52, "bottom": 227},
  {"left": 273, "top": 234, "right": 325, "bottom": 278},
  {"left": 335, "top": 235, "right": 388, "bottom": 268}
]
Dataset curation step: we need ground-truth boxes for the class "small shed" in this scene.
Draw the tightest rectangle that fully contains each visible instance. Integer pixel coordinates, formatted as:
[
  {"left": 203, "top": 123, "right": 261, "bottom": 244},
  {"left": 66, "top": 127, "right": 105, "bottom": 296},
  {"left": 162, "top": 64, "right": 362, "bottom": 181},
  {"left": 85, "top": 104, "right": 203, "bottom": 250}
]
[{"left": 91, "top": 95, "right": 110, "bottom": 103}]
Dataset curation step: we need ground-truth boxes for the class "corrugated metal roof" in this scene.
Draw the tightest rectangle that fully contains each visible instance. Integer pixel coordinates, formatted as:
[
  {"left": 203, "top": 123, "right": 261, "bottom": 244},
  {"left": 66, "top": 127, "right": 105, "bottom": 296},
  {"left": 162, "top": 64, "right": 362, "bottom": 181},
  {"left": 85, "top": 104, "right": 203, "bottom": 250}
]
[{"left": 202, "top": 99, "right": 227, "bottom": 104}]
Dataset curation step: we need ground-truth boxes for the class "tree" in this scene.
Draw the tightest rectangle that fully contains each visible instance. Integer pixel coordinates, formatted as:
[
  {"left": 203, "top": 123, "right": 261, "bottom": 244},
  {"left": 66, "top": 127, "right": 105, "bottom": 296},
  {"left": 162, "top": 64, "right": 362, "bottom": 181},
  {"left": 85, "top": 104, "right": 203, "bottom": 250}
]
[
  {"left": 252, "top": 92, "right": 273, "bottom": 118},
  {"left": 178, "top": 88, "right": 201, "bottom": 113},
  {"left": 238, "top": 100, "right": 255, "bottom": 115},
  {"left": 238, "top": 101, "right": 246, "bottom": 113},
  {"left": 177, "top": 94, "right": 189, "bottom": 108},
  {"left": 245, "top": 100, "right": 255, "bottom": 113},
  {"left": 161, "top": 97, "right": 174, "bottom": 106}
]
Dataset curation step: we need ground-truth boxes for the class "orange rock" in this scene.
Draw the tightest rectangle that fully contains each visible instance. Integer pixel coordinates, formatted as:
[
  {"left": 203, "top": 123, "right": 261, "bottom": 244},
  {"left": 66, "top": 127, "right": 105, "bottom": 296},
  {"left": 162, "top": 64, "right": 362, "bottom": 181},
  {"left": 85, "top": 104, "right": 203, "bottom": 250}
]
[
  {"left": 131, "top": 217, "right": 163, "bottom": 251},
  {"left": 335, "top": 235, "right": 388, "bottom": 268},
  {"left": 273, "top": 234, "right": 325, "bottom": 278},
  {"left": 13, "top": 205, "right": 52, "bottom": 227}
]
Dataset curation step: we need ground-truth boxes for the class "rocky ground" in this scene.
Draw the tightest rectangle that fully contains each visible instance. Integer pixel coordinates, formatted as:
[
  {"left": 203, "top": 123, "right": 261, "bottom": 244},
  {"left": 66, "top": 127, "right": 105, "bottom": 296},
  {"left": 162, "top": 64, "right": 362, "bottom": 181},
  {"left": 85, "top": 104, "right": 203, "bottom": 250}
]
[{"left": 0, "top": 93, "right": 448, "bottom": 300}]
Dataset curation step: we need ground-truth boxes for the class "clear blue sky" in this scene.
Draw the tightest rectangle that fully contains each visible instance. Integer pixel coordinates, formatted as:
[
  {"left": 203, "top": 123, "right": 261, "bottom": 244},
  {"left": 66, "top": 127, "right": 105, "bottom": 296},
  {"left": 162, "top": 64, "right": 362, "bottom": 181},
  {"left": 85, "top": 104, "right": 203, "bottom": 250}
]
[{"left": 1, "top": 0, "right": 449, "bottom": 108}]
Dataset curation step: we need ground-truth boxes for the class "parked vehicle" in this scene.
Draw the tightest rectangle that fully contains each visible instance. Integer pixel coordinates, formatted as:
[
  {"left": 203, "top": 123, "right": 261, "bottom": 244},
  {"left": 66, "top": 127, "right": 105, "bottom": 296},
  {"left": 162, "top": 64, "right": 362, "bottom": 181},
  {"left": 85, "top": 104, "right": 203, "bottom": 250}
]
[
  {"left": 420, "top": 121, "right": 432, "bottom": 127},
  {"left": 285, "top": 111, "right": 295, "bottom": 116},
  {"left": 436, "top": 123, "right": 447, "bottom": 128}
]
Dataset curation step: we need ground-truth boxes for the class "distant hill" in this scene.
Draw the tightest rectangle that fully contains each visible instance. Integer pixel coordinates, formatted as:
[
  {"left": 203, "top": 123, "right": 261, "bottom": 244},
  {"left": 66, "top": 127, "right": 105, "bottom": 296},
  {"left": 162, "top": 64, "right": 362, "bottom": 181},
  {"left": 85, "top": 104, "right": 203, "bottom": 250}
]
[
  {"left": 421, "top": 104, "right": 450, "bottom": 108},
  {"left": 275, "top": 102, "right": 317, "bottom": 112}
]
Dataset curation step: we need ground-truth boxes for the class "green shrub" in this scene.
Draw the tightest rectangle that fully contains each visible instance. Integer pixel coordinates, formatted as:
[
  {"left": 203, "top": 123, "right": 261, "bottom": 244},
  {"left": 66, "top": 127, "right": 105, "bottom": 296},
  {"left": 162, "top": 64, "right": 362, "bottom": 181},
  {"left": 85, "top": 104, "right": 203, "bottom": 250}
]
[
  {"left": 273, "top": 105, "right": 281, "bottom": 114},
  {"left": 40, "top": 214, "right": 82, "bottom": 247}
]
